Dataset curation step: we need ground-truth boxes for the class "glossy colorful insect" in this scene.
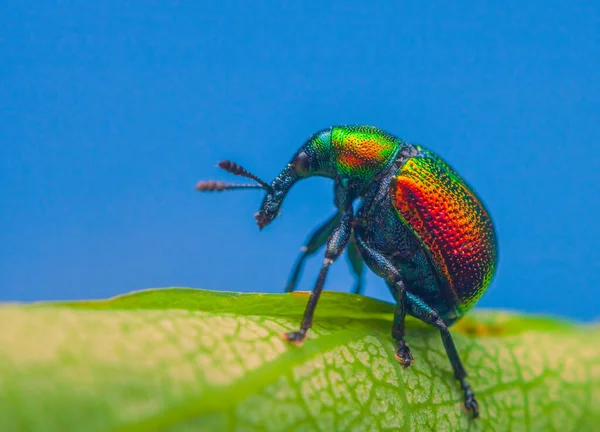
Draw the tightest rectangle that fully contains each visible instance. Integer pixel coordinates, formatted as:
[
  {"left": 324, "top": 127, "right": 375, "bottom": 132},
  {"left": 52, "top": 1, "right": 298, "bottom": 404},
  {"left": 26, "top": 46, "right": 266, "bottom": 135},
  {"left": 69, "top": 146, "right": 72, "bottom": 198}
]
[{"left": 197, "top": 125, "right": 498, "bottom": 418}]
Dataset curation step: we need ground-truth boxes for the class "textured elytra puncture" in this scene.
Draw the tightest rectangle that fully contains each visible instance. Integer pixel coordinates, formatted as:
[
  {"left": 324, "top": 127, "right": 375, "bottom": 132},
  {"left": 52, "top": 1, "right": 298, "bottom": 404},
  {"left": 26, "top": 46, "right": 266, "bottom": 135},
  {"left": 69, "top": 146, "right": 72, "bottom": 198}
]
[{"left": 391, "top": 147, "right": 497, "bottom": 317}]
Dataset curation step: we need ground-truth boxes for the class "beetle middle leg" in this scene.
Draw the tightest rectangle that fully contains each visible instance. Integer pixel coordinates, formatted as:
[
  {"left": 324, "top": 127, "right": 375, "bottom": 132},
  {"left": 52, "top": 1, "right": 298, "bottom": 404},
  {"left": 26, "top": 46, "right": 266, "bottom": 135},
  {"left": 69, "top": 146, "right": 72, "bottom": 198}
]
[
  {"left": 404, "top": 291, "right": 479, "bottom": 418},
  {"left": 283, "top": 210, "right": 353, "bottom": 344},
  {"left": 385, "top": 281, "right": 413, "bottom": 367},
  {"left": 347, "top": 234, "right": 365, "bottom": 295}
]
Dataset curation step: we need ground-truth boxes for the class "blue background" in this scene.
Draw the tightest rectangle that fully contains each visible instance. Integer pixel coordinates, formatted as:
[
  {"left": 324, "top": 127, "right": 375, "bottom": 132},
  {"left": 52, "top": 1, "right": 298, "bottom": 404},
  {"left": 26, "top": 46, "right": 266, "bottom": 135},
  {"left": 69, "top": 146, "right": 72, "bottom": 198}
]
[{"left": 2, "top": 2, "right": 599, "bottom": 320}]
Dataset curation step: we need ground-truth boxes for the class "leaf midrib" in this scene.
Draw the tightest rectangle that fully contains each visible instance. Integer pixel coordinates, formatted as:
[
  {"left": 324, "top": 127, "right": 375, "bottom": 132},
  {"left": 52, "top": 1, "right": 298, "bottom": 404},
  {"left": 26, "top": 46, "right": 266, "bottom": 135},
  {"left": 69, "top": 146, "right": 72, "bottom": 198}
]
[{"left": 112, "top": 324, "right": 381, "bottom": 432}]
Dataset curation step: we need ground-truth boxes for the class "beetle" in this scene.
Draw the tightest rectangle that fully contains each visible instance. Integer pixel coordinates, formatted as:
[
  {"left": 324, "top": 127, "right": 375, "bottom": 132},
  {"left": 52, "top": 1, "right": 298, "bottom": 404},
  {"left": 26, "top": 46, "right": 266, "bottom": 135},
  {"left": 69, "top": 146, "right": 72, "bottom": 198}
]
[{"left": 197, "top": 125, "right": 498, "bottom": 418}]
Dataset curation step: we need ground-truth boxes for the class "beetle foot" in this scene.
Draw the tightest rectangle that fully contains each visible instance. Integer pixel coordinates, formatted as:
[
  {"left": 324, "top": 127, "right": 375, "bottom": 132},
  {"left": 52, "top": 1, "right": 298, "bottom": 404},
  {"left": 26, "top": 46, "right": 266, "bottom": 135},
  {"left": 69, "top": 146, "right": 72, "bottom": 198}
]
[
  {"left": 463, "top": 385, "right": 479, "bottom": 419},
  {"left": 394, "top": 342, "right": 413, "bottom": 368},
  {"left": 283, "top": 329, "right": 307, "bottom": 346}
]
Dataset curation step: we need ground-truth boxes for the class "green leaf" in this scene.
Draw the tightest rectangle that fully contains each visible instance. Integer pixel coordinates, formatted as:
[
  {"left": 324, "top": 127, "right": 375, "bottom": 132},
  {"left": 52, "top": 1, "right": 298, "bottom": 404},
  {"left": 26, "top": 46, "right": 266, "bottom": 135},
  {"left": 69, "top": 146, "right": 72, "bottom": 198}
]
[{"left": 0, "top": 288, "right": 598, "bottom": 431}]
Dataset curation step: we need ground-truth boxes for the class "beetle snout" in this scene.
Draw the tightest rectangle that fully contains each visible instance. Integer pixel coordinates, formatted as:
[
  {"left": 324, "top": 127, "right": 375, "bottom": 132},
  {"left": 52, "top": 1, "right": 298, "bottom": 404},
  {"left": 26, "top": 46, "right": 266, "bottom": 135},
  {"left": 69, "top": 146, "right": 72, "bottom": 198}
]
[
  {"left": 256, "top": 188, "right": 286, "bottom": 229},
  {"left": 254, "top": 210, "right": 277, "bottom": 230}
]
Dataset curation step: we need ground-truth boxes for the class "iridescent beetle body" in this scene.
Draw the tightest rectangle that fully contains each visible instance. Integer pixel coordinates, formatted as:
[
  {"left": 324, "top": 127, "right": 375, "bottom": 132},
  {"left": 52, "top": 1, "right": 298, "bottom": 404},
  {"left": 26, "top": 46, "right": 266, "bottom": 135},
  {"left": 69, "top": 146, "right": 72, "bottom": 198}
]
[
  {"left": 197, "top": 125, "right": 498, "bottom": 418},
  {"left": 362, "top": 144, "right": 497, "bottom": 325}
]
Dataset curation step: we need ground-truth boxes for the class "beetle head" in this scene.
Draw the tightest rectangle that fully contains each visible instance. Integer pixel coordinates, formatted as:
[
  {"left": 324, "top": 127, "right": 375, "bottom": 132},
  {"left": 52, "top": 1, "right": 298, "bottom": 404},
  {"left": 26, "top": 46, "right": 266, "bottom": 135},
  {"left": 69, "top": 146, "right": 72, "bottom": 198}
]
[
  {"left": 254, "top": 130, "right": 337, "bottom": 228},
  {"left": 196, "top": 129, "right": 333, "bottom": 229},
  {"left": 254, "top": 161, "right": 299, "bottom": 229}
]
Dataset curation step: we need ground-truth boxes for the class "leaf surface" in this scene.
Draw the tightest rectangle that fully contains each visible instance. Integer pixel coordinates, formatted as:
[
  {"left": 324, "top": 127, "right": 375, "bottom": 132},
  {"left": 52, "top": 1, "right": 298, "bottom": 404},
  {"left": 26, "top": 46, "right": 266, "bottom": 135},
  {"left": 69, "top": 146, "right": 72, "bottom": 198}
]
[{"left": 0, "top": 288, "right": 598, "bottom": 431}]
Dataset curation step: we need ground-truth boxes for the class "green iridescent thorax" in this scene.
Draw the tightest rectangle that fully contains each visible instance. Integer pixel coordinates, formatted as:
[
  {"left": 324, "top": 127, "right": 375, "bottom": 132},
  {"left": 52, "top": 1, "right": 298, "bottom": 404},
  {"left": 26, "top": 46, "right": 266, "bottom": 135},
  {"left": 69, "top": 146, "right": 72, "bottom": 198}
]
[
  {"left": 299, "top": 126, "right": 403, "bottom": 183},
  {"left": 329, "top": 126, "right": 402, "bottom": 182}
]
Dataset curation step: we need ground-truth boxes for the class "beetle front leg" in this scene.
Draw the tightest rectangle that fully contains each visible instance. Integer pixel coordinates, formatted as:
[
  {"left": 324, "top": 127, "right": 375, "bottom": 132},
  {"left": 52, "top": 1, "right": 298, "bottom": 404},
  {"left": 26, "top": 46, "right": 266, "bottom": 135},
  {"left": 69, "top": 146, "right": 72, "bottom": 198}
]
[
  {"left": 285, "top": 212, "right": 341, "bottom": 293},
  {"left": 283, "top": 211, "right": 353, "bottom": 345}
]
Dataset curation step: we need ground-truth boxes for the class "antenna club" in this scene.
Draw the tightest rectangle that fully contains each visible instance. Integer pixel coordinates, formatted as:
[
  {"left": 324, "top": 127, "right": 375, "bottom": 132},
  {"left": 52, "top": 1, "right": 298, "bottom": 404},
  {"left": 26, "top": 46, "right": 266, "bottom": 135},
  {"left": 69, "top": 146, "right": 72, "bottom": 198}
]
[
  {"left": 217, "top": 160, "right": 271, "bottom": 191},
  {"left": 218, "top": 160, "right": 242, "bottom": 175},
  {"left": 196, "top": 180, "right": 226, "bottom": 191}
]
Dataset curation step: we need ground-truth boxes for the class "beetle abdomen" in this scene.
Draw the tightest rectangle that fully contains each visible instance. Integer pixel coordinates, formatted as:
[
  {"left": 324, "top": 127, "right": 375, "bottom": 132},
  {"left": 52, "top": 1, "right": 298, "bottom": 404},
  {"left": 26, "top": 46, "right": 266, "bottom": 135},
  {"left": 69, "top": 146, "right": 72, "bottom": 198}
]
[{"left": 390, "top": 147, "right": 497, "bottom": 318}]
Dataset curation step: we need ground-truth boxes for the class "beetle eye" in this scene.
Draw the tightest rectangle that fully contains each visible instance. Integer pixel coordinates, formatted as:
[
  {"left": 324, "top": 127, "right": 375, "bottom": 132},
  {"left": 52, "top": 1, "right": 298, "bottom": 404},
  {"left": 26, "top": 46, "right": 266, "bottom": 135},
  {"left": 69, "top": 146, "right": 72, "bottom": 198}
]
[{"left": 292, "top": 152, "right": 310, "bottom": 176}]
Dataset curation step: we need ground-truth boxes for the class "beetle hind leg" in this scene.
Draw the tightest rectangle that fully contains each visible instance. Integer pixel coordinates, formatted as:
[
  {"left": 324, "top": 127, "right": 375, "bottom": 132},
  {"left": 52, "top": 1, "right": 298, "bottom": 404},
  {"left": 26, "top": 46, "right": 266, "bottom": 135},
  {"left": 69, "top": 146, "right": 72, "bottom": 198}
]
[{"left": 405, "top": 291, "right": 480, "bottom": 419}]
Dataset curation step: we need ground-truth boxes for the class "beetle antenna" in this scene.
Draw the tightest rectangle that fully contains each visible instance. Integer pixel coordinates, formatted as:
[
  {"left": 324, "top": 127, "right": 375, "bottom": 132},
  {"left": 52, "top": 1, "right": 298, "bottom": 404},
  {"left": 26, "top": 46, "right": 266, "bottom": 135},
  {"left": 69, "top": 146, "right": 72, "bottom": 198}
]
[
  {"left": 195, "top": 180, "right": 264, "bottom": 192},
  {"left": 218, "top": 160, "right": 272, "bottom": 191}
]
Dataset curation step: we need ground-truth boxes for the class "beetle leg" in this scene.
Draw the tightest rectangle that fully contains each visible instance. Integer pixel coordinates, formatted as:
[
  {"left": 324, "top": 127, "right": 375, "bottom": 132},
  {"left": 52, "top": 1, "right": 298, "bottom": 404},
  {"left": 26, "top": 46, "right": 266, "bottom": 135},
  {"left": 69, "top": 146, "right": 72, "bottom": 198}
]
[
  {"left": 352, "top": 234, "right": 478, "bottom": 416},
  {"left": 347, "top": 234, "right": 365, "bottom": 295},
  {"left": 285, "top": 213, "right": 341, "bottom": 293},
  {"left": 285, "top": 213, "right": 365, "bottom": 295},
  {"left": 283, "top": 211, "right": 353, "bottom": 344},
  {"left": 386, "top": 282, "right": 413, "bottom": 367},
  {"left": 404, "top": 291, "right": 479, "bottom": 419},
  {"left": 352, "top": 235, "right": 413, "bottom": 366}
]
